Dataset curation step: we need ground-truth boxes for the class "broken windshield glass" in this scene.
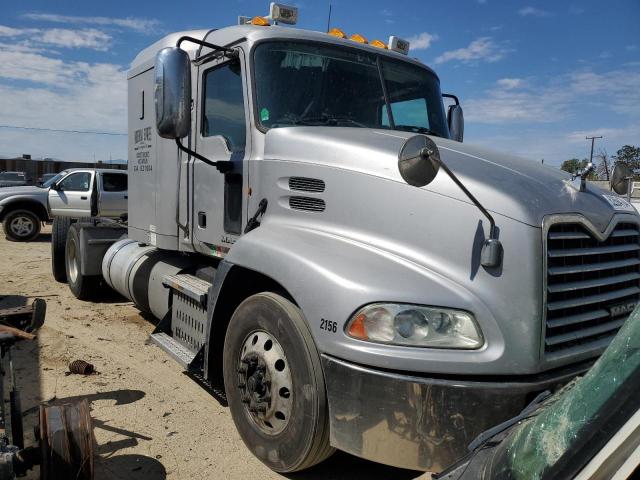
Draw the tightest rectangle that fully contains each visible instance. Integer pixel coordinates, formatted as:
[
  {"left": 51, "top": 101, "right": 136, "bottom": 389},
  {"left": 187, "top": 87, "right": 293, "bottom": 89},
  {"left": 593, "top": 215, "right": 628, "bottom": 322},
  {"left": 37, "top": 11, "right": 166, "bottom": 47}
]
[{"left": 487, "top": 308, "right": 640, "bottom": 479}]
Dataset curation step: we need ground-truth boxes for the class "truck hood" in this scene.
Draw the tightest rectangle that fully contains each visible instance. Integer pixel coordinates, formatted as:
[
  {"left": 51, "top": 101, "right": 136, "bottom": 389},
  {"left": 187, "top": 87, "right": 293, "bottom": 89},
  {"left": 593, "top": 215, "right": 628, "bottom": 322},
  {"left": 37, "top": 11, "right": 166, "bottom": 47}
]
[
  {"left": 0, "top": 185, "right": 46, "bottom": 200},
  {"left": 264, "top": 127, "right": 631, "bottom": 231}
]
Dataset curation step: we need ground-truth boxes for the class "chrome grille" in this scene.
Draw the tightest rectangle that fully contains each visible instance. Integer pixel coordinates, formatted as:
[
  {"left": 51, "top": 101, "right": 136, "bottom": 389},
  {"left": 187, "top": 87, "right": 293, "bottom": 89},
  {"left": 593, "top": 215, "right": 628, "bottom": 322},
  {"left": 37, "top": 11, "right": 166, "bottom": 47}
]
[{"left": 545, "top": 221, "right": 640, "bottom": 358}]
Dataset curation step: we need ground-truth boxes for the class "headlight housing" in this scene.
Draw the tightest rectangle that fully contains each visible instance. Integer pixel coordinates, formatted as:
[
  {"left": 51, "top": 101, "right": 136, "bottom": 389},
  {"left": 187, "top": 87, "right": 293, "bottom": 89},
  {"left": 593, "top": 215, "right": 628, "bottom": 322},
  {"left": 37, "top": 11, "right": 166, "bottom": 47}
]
[{"left": 346, "top": 303, "right": 483, "bottom": 349}]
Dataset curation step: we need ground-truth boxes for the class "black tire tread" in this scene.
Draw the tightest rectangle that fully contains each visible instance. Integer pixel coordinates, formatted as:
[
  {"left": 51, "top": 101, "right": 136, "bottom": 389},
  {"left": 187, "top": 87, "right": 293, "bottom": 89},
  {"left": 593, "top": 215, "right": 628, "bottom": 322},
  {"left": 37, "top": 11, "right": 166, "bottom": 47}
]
[
  {"left": 2, "top": 209, "right": 41, "bottom": 242},
  {"left": 51, "top": 217, "right": 72, "bottom": 282}
]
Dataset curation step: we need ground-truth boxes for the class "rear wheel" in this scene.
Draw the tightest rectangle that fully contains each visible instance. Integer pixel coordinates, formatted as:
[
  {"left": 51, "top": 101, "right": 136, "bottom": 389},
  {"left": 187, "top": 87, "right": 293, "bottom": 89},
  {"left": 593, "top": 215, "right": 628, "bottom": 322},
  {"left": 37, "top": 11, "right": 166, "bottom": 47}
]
[
  {"left": 223, "top": 292, "right": 334, "bottom": 472},
  {"left": 51, "top": 217, "right": 73, "bottom": 282},
  {"left": 65, "top": 224, "right": 99, "bottom": 299},
  {"left": 3, "top": 209, "right": 41, "bottom": 242}
]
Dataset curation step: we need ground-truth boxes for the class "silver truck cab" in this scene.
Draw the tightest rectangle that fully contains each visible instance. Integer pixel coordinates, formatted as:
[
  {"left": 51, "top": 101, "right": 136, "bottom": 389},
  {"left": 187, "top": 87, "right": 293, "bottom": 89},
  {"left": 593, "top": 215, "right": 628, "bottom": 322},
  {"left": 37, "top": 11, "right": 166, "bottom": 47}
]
[{"left": 76, "top": 4, "right": 639, "bottom": 474}]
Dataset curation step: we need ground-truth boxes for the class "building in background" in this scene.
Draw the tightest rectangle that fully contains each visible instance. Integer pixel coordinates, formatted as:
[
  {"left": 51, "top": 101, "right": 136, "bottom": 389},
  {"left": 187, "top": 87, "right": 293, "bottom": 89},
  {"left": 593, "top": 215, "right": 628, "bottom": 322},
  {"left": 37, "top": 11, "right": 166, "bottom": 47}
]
[{"left": 0, "top": 154, "right": 126, "bottom": 185}]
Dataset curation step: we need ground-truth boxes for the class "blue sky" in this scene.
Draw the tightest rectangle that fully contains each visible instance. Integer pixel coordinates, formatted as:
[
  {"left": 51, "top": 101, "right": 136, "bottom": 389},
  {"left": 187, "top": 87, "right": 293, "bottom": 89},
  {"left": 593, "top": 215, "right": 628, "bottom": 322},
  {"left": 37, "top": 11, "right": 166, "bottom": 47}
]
[{"left": 0, "top": 0, "right": 638, "bottom": 165}]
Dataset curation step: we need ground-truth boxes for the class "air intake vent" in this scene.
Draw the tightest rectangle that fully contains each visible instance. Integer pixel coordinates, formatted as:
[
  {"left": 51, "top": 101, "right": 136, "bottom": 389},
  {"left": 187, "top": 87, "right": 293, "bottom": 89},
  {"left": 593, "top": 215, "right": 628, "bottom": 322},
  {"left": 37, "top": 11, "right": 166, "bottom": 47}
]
[
  {"left": 545, "top": 221, "right": 640, "bottom": 360},
  {"left": 289, "top": 196, "right": 326, "bottom": 212},
  {"left": 289, "top": 177, "right": 325, "bottom": 193}
]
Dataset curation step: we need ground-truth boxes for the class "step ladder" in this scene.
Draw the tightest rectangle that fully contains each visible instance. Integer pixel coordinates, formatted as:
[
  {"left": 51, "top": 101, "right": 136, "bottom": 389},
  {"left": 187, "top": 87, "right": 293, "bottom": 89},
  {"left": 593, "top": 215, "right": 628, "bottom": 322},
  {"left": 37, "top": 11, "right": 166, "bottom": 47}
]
[{"left": 149, "top": 273, "right": 211, "bottom": 370}]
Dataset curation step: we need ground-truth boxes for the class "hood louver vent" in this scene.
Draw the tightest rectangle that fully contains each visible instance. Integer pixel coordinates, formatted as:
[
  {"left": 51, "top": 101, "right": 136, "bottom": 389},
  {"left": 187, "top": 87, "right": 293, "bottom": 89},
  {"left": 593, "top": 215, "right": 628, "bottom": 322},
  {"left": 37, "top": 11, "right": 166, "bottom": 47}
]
[
  {"left": 289, "top": 177, "right": 325, "bottom": 193},
  {"left": 289, "top": 196, "right": 326, "bottom": 212}
]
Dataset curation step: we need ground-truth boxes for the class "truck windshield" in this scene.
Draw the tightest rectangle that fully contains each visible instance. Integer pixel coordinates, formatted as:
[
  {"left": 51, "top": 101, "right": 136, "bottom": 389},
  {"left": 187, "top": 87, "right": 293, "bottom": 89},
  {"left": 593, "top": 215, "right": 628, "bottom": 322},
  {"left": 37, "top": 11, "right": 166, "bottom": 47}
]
[{"left": 253, "top": 41, "right": 450, "bottom": 138}]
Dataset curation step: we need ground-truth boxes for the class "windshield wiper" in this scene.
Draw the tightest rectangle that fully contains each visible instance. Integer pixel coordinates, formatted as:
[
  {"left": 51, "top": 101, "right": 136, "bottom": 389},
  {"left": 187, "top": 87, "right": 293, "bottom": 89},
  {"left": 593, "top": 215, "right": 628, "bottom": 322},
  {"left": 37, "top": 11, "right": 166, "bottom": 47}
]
[
  {"left": 394, "top": 124, "right": 437, "bottom": 136},
  {"left": 293, "top": 114, "right": 367, "bottom": 128}
]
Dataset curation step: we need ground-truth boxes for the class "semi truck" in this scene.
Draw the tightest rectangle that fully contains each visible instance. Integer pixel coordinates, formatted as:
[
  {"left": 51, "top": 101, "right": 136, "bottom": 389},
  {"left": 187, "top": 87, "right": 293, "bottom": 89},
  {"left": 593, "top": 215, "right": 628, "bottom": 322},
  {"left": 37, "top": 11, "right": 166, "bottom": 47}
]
[{"left": 59, "top": 3, "right": 640, "bottom": 473}]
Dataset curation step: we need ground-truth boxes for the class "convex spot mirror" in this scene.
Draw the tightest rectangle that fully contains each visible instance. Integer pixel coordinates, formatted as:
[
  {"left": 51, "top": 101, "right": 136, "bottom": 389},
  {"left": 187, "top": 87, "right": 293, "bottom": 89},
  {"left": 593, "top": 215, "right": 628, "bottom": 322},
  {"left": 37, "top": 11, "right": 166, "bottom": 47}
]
[
  {"left": 398, "top": 135, "right": 441, "bottom": 187},
  {"left": 155, "top": 47, "right": 191, "bottom": 139}
]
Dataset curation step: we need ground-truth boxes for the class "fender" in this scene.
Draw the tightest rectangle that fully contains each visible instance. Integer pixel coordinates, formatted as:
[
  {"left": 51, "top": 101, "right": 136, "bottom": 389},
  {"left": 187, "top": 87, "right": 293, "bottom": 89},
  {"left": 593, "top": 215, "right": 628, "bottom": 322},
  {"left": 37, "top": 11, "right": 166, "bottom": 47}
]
[
  {"left": 0, "top": 196, "right": 49, "bottom": 222},
  {"left": 217, "top": 220, "right": 508, "bottom": 375}
]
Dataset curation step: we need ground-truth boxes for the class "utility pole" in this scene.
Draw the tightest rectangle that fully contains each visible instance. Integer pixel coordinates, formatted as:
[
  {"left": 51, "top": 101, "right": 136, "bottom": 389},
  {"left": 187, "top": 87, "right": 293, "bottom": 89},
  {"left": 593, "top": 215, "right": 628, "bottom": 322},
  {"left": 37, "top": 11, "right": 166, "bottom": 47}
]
[
  {"left": 327, "top": 4, "right": 332, "bottom": 32},
  {"left": 586, "top": 135, "right": 604, "bottom": 180},
  {"left": 586, "top": 135, "right": 602, "bottom": 164}
]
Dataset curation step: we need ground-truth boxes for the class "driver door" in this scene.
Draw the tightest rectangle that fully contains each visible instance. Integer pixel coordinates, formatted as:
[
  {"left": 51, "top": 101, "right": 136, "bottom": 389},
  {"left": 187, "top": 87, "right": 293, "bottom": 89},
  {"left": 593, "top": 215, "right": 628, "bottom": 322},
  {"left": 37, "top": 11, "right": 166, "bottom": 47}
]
[
  {"left": 48, "top": 171, "right": 94, "bottom": 217},
  {"left": 191, "top": 51, "right": 250, "bottom": 255}
]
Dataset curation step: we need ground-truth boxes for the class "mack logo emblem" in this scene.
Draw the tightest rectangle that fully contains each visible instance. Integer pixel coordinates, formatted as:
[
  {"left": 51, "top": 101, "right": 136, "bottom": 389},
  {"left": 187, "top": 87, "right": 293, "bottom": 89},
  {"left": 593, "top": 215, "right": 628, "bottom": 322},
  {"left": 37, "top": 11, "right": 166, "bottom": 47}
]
[{"left": 609, "top": 302, "right": 637, "bottom": 317}]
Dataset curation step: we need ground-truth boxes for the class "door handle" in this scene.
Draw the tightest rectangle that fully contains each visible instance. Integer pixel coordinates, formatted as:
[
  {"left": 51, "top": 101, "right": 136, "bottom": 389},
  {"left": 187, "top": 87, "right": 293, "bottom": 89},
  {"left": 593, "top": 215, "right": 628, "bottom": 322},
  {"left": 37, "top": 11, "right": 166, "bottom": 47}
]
[
  {"left": 81, "top": 196, "right": 88, "bottom": 200},
  {"left": 124, "top": 195, "right": 128, "bottom": 199}
]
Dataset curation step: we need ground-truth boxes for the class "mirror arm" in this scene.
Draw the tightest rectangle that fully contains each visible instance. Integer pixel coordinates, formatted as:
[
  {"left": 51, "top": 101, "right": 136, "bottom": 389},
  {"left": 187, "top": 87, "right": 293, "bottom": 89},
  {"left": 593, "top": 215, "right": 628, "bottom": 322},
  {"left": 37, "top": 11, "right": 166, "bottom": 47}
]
[
  {"left": 176, "top": 36, "right": 238, "bottom": 59},
  {"left": 420, "top": 147, "right": 502, "bottom": 267},
  {"left": 175, "top": 138, "right": 233, "bottom": 173}
]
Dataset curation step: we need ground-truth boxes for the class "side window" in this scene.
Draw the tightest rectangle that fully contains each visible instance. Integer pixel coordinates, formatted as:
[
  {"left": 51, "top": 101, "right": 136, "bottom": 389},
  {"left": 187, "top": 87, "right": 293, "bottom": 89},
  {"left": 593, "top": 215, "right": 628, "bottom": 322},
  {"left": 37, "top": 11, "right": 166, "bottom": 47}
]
[
  {"left": 102, "top": 173, "right": 127, "bottom": 192},
  {"left": 202, "top": 61, "right": 246, "bottom": 152},
  {"left": 57, "top": 172, "right": 91, "bottom": 192}
]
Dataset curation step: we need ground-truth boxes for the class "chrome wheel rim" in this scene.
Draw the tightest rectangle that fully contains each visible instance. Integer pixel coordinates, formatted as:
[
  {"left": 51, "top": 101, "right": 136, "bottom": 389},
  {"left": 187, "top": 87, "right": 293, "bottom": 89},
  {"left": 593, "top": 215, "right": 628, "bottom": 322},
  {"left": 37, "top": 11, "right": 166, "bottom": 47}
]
[
  {"left": 9, "top": 215, "right": 35, "bottom": 237},
  {"left": 237, "top": 330, "right": 293, "bottom": 435},
  {"left": 67, "top": 237, "right": 79, "bottom": 283}
]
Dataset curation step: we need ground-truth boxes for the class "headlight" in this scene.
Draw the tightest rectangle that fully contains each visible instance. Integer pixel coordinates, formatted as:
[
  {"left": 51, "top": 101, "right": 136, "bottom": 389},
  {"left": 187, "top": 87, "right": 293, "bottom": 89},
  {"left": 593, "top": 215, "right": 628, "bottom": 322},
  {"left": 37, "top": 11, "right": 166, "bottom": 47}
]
[{"left": 346, "top": 303, "right": 483, "bottom": 349}]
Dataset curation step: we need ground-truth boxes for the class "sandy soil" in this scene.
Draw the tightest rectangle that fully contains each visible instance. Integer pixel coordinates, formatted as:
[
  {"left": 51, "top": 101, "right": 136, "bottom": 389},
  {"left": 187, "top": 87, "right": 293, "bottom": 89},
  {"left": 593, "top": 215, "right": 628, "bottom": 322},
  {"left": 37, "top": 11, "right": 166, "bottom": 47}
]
[{"left": 0, "top": 225, "right": 422, "bottom": 480}]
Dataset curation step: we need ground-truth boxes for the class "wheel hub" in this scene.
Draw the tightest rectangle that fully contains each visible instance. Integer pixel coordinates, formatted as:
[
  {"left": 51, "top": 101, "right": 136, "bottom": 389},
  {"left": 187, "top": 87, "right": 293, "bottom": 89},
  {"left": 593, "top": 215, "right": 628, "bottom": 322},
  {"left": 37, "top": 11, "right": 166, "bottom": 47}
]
[
  {"left": 10, "top": 216, "right": 34, "bottom": 237},
  {"left": 238, "top": 331, "right": 292, "bottom": 435}
]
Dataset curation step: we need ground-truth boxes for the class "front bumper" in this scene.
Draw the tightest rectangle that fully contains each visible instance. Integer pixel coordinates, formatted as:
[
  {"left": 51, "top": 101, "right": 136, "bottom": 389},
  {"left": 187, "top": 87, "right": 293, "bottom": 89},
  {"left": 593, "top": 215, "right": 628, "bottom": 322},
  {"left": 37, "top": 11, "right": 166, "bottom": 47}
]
[{"left": 321, "top": 354, "right": 590, "bottom": 472}]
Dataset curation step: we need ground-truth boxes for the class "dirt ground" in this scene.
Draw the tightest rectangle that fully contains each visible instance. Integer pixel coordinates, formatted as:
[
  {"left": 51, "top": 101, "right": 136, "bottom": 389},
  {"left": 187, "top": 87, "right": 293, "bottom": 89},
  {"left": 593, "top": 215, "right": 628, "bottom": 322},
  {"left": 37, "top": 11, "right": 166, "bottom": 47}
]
[{"left": 0, "top": 225, "right": 423, "bottom": 480}]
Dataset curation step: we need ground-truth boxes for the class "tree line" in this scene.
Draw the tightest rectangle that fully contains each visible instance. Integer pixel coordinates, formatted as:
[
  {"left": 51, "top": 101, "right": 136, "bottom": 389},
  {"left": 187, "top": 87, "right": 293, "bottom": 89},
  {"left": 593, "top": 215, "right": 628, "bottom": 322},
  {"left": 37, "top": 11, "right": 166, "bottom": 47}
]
[{"left": 560, "top": 145, "right": 640, "bottom": 180}]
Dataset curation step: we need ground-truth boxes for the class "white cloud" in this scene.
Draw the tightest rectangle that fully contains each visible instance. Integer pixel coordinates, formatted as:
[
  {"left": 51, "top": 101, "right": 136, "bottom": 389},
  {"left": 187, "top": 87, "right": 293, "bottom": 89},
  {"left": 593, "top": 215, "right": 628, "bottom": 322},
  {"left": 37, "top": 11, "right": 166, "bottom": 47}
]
[
  {"left": 0, "top": 24, "right": 111, "bottom": 51},
  {"left": 518, "top": 6, "right": 552, "bottom": 17},
  {"left": 627, "top": 45, "right": 638, "bottom": 51},
  {"left": 0, "top": 47, "right": 127, "bottom": 161},
  {"left": 39, "top": 28, "right": 111, "bottom": 51},
  {"left": 566, "top": 125, "right": 640, "bottom": 144},
  {"left": 435, "top": 37, "right": 508, "bottom": 64},
  {"left": 497, "top": 78, "right": 523, "bottom": 89},
  {"left": 22, "top": 13, "right": 160, "bottom": 33},
  {"left": 464, "top": 67, "right": 640, "bottom": 125},
  {"left": 406, "top": 32, "right": 438, "bottom": 50}
]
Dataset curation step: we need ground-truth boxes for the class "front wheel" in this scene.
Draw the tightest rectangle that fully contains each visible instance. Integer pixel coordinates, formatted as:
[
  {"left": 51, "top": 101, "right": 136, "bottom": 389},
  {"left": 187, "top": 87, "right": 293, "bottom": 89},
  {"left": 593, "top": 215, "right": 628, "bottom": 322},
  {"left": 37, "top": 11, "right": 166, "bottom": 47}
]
[
  {"left": 51, "top": 217, "right": 72, "bottom": 282},
  {"left": 223, "top": 292, "right": 334, "bottom": 472},
  {"left": 3, "top": 209, "right": 41, "bottom": 242}
]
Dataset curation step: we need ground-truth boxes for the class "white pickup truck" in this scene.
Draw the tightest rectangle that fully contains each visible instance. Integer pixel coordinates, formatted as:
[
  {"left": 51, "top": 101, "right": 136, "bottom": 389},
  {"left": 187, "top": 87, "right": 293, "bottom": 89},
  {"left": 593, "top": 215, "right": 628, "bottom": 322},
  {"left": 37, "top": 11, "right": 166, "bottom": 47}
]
[{"left": 0, "top": 168, "right": 127, "bottom": 242}]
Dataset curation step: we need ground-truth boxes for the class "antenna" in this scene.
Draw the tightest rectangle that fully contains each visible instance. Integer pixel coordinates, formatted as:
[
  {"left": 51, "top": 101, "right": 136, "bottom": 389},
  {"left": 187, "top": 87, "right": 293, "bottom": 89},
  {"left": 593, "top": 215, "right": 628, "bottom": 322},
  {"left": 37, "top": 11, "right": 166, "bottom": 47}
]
[{"left": 327, "top": 3, "right": 332, "bottom": 32}]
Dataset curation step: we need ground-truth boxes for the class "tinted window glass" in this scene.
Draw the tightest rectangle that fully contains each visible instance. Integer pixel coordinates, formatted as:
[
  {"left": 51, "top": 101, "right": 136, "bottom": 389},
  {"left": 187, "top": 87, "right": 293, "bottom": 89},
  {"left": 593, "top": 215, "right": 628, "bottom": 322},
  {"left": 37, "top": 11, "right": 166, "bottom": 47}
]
[
  {"left": 58, "top": 172, "right": 91, "bottom": 192},
  {"left": 202, "top": 61, "right": 246, "bottom": 152},
  {"left": 253, "top": 41, "right": 449, "bottom": 138},
  {"left": 102, "top": 173, "right": 127, "bottom": 192},
  {"left": 380, "top": 59, "right": 448, "bottom": 136}
]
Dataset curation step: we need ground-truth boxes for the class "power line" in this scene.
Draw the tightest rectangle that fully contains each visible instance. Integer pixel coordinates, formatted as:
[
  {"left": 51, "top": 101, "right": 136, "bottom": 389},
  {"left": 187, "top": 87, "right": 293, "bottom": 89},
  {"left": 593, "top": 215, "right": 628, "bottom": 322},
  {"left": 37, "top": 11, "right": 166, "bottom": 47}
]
[{"left": 0, "top": 124, "right": 126, "bottom": 136}]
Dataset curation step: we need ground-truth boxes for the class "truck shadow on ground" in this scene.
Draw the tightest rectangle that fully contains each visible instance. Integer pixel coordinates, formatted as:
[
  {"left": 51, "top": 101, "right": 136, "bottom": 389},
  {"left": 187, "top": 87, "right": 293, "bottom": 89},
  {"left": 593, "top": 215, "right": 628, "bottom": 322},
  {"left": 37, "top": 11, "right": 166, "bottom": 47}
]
[
  {"left": 289, "top": 451, "right": 420, "bottom": 480},
  {"left": 30, "top": 232, "right": 52, "bottom": 243}
]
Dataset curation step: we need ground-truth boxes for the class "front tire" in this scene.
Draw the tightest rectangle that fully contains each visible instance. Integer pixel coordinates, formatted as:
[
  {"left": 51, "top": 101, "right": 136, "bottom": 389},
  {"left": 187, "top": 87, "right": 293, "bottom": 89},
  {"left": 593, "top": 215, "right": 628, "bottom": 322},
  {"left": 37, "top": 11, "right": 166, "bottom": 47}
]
[
  {"left": 3, "top": 209, "right": 41, "bottom": 242},
  {"left": 223, "top": 292, "right": 334, "bottom": 472},
  {"left": 51, "top": 217, "right": 72, "bottom": 282},
  {"left": 65, "top": 224, "right": 99, "bottom": 299}
]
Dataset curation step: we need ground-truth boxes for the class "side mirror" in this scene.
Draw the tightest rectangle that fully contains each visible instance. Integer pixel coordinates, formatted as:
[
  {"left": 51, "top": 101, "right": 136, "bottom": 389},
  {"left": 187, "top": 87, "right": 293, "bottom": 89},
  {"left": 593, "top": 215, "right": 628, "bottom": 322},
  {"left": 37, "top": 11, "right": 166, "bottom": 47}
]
[
  {"left": 154, "top": 47, "right": 192, "bottom": 139},
  {"left": 611, "top": 162, "right": 633, "bottom": 196},
  {"left": 443, "top": 94, "right": 464, "bottom": 142},
  {"left": 50, "top": 182, "right": 60, "bottom": 191},
  {"left": 448, "top": 105, "right": 464, "bottom": 143},
  {"left": 398, "top": 135, "right": 441, "bottom": 187}
]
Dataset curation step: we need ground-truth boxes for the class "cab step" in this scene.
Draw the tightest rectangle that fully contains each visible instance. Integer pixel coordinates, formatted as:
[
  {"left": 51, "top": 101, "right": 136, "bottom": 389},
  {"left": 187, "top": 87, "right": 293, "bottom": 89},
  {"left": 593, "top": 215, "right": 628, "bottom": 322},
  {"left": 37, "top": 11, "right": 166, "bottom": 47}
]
[
  {"left": 150, "top": 273, "right": 213, "bottom": 371},
  {"left": 150, "top": 332, "right": 197, "bottom": 369}
]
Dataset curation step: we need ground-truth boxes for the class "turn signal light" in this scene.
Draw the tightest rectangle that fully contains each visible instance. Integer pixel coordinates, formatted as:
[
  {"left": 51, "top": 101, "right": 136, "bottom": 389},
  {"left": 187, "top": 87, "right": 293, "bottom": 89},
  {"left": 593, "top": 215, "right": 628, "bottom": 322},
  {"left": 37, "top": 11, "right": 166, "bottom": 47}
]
[
  {"left": 347, "top": 313, "right": 368, "bottom": 339},
  {"left": 251, "top": 16, "right": 270, "bottom": 26},
  {"left": 349, "top": 33, "right": 368, "bottom": 44},
  {"left": 370, "top": 39, "right": 387, "bottom": 49},
  {"left": 328, "top": 27, "right": 347, "bottom": 38}
]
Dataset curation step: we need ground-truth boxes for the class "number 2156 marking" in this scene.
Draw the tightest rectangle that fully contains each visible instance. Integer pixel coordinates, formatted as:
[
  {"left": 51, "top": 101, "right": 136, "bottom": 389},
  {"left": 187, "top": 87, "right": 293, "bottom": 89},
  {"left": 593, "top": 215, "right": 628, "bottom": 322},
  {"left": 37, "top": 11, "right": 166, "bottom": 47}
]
[{"left": 320, "top": 318, "right": 337, "bottom": 333}]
